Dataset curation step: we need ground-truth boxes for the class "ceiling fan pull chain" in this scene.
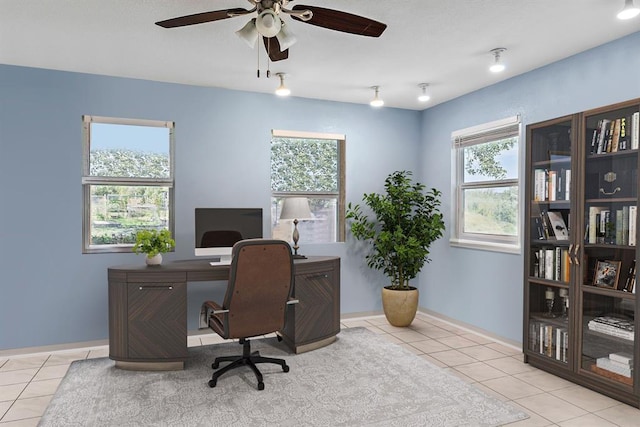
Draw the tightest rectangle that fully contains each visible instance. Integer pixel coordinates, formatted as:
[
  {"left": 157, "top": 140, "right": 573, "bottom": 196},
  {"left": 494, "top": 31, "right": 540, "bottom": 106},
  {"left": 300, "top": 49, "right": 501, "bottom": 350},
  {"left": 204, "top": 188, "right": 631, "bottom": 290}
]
[
  {"left": 256, "top": 40, "right": 260, "bottom": 78},
  {"left": 266, "top": 38, "right": 271, "bottom": 78}
]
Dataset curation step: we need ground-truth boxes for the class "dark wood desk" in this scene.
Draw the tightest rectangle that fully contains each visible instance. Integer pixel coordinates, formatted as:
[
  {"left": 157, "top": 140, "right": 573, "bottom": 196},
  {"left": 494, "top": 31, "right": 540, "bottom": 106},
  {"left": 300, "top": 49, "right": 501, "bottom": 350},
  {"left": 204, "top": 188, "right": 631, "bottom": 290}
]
[{"left": 108, "top": 256, "right": 340, "bottom": 370}]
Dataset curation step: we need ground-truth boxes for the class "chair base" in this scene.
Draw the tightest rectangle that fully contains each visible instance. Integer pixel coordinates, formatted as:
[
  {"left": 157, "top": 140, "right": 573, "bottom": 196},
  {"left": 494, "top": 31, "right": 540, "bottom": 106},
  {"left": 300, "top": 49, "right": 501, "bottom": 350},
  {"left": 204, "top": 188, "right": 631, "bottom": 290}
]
[{"left": 208, "top": 338, "right": 289, "bottom": 390}]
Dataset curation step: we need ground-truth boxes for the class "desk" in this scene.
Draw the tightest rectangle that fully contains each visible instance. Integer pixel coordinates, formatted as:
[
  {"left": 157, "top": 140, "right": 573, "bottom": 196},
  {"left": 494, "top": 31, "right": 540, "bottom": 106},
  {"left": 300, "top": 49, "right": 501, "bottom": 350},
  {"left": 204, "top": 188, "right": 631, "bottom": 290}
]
[{"left": 108, "top": 256, "right": 340, "bottom": 370}]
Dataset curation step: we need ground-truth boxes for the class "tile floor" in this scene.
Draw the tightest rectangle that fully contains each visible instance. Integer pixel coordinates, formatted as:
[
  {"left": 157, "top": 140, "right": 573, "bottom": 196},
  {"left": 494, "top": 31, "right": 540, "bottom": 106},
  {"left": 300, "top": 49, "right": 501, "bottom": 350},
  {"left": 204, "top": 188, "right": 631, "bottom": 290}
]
[{"left": 2, "top": 312, "right": 640, "bottom": 426}]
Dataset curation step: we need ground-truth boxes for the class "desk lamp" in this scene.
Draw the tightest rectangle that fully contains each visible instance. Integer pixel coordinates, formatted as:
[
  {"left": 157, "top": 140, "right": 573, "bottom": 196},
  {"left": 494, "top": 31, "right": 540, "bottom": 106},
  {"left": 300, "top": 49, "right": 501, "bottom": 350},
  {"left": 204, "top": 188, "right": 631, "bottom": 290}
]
[{"left": 279, "top": 197, "right": 313, "bottom": 259}]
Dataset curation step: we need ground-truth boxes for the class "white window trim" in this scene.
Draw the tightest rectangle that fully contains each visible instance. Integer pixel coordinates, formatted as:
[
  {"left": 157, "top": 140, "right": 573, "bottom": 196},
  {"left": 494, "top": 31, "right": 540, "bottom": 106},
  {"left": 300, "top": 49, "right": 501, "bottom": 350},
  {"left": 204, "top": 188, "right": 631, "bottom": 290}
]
[
  {"left": 82, "top": 115, "right": 175, "bottom": 254},
  {"left": 450, "top": 115, "right": 522, "bottom": 254}
]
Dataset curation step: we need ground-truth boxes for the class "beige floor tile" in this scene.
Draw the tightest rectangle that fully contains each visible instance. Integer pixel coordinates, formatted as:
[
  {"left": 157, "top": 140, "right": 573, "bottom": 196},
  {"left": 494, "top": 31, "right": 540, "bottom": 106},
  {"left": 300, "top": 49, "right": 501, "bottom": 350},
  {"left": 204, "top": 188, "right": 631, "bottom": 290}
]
[
  {"left": 503, "top": 401, "right": 555, "bottom": 426},
  {"left": 0, "top": 383, "right": 27, "bottom": 402},
  {"left": 379, "top": 334, "right": 403, "bottom": 345},
  {"left": 0, "top": 370, "right": 38, "bottom": 387},
  {"left": 0, "top": 400, "right": 12, "bottom": 419},
  {"left": 594, "top": 403, "right": 640, "bottom": 427},
  {"left": 481, "top": 375, "right": 544, "bottom": 400},
  {"left": 364, "top": 325, "right": 386, "bottom": 335},
  {"left": 375, "top": 323, "right": 411, "bottom": 334},
  {"left": 187, "top": 336, "right": 202, "bottom": 347},
  {"left": 408, "top": 338, "right": 451, "bottom": 354},
  {"left": 429, "top": 349, "right": 477, "bottom": 366},
  {"left": 0, "top": 417, "right": 41, "bottom": 427},
  {"left": 43, "top": 350, "right": 88, "bottom": 367},
  {"left": 469, "top": 382, "right": 510, "bottom": 402},
  {"left": 398, "top": 343, "right": 422, "bottom": 355},
  {"left": 485, "top": 356, "right": 537, "bottom": 375},
  {"left": 436, "top": 335, "right": 478, "bottom": 349},
  {"left": 515, "top": 369, "right": 575, "bottom": 392},
  {"left": 200, "top": 334, "right": 229, "bottom": 346},
  {"left": 457, "top": 344, "right": 508, "bottom": 361},
  {"left": 19, "top": 378, "right": 62, "bottom": 399},
  {"left": 453, "top": 361, "right": 508, "bottom": 382},
  {"left": 392, "top": 330, "right": 430, "bottom": 343},
  {"left": 32, "top": 365, "right": 69, "bottom": 381},
  {"left": 414, "top": 326, "right": 455, "bottom": 339},
  {"left": 0, "top": 356, "right": 47, "bottom": 373},
  {"left": 557, "top": 413, "right": 618, "bottom": 427},
  {"left": 0, "top": 359, "right": 7, "bottom": 369},
  {"left": 457, "top": 332, "right": 493, "bottom": 345},
  {"left": 87, "top": 347, "right": 109, "bottom": 359},
  {"left": 1, "top": 395, "right": 52, "bottom": 422},
  {"left": 362, "top": 316, "right": 388, "bottom": 326},
  {"left": 514, "top": 393, "right": 587, "bottom": 423},
  {"left": 550, "top": 385, "right": 620, "bottom": 412},
  {"left": 417, "top": 353, "right": 447, "bottom": 368},
  {"left": 340, "top": 319, "right": 372, "bottom": 328},
  {"left": 443, "top": 367, "right": 475, "bottom": 383},
  {"left": 486, "top": 342, "right": 522, "bottom": 355}
]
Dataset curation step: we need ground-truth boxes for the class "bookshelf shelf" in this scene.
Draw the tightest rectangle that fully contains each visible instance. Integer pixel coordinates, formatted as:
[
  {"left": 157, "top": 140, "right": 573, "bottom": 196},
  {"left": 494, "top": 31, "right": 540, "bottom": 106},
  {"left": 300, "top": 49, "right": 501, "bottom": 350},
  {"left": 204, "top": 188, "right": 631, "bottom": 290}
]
[{"left": 524, "top": 98, "right": 640, "bottom": 407}]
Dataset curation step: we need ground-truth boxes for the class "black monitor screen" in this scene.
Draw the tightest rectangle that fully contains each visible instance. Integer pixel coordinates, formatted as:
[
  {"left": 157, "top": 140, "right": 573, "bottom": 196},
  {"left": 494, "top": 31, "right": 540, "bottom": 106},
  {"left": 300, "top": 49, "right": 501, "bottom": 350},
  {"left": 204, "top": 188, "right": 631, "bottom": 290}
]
[{"left": 195, "top": 208, "right": 263, "bottom": 248}]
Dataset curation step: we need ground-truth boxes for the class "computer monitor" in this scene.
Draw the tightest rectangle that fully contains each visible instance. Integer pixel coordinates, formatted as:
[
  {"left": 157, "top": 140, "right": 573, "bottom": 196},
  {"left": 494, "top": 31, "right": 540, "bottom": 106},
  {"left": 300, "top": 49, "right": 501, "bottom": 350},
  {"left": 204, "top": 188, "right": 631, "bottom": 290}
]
[{"left": 194, "top": 208, "right": 263, "bottom": 263}]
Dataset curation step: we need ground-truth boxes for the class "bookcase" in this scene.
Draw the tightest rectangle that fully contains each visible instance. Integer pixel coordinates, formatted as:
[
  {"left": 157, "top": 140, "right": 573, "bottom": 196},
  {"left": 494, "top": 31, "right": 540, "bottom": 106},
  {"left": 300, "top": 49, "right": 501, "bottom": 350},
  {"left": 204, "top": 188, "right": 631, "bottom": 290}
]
[{"left": 524, "top": 98, "right": 640, "bottom": 406}]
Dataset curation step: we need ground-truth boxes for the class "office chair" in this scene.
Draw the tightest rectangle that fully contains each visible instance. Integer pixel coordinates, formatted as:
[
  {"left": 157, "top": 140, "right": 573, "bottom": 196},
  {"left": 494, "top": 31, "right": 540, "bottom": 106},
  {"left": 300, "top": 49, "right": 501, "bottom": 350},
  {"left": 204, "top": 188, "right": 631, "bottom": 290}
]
[
  {"left": 200, "top": 230, "right": 243, "bottom": 248},
  {"left": 201, "top": 239, "right": 296, "bottom": 390}
]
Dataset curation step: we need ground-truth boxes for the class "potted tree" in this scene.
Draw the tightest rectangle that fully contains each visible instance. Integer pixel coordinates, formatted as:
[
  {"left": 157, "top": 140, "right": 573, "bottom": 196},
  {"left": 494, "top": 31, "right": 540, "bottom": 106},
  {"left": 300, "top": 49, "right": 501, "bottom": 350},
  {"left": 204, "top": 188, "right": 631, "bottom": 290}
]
[
  {"left": 132, "top": 229, "right": 176, "bottom": 266},
  {"left": 346, "top": 170, "right": 445, "bottom": 326}
]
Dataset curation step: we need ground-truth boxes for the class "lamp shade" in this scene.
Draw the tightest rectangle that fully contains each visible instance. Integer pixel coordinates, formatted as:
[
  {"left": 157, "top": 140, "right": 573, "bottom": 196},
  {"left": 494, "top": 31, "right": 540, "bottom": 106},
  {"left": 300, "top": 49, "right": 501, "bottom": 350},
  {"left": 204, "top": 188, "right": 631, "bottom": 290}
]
[
  {"left": 255, "top": 9, "right": 282, "bottom": 38},
  {"left": 280, "top": 197, "right": 312, "bottom": 220},
  {"left": 236, "top": 19, "right": 259, "bottom": 47},
  {"left": 275, "top": 22, "right": 297, "bottom": 51}
]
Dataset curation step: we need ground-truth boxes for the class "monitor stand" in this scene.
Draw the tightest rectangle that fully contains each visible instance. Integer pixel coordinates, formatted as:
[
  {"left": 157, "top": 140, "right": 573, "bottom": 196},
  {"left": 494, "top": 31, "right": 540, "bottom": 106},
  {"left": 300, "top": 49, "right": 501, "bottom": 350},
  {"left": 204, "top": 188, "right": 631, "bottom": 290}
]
[{"left": 209, "top": 254, "right": 232, "bottom": 266}]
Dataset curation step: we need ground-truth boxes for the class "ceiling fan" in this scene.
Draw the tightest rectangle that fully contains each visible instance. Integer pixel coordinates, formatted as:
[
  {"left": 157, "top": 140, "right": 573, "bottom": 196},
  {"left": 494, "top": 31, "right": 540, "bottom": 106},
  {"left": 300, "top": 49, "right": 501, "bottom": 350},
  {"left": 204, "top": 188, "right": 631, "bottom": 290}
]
[{"left": 155, "top": 0, "right": 387, "bottom": 62}]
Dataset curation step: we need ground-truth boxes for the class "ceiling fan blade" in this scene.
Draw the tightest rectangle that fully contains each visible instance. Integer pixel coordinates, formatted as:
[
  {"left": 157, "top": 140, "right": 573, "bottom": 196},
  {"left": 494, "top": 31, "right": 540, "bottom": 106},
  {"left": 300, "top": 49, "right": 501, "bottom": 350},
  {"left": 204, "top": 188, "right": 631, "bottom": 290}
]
[
  {"left": 291, "top": 5, "right": 387, "bottom": 37},
  {"left": 155, "top": 8, "right": 250, "bottom": 28},
  {"left": 263, "top": 37, "right": 289, "bottom": 62}
]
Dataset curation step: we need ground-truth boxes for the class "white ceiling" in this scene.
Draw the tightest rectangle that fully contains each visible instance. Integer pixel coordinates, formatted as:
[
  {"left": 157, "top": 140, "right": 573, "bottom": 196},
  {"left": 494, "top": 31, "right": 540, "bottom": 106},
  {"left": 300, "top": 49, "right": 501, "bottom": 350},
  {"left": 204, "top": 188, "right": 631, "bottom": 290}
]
[{"left": 1, "top": 0, "right": 639, "bottom": 110}]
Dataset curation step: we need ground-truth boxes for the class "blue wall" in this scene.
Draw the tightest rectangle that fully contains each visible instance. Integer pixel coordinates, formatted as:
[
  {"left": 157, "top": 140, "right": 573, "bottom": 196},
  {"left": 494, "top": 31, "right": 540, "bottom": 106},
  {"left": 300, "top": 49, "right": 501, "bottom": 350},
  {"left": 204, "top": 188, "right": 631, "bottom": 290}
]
[
  {"left": 0, "top": 66, "right": 420, "bottom": 350},
  {"left": 1, "top": 31, "right": 639, "bottom": 350},
  {"left": 419, "top": 31, "right": 640, "bottom": 342}
]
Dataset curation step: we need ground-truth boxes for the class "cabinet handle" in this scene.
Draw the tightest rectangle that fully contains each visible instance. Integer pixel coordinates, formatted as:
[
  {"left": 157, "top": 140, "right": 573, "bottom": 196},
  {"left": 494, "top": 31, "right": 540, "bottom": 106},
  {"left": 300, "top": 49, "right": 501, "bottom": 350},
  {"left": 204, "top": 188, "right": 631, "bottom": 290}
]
[
  {"left": 599, "top": 187, "right": 621, "bottom": 196},
  {"left": 568, "top": 244, "right": 574, "bottom": 264},
  {"left": 574, "top": 244, "right": 580, "bottom": 266},
  {"left": 138, "top": 286, "right": 174, "bottom": 291},
  {"left": 307, "top": 274, "right": 329, "bottom": 280}
]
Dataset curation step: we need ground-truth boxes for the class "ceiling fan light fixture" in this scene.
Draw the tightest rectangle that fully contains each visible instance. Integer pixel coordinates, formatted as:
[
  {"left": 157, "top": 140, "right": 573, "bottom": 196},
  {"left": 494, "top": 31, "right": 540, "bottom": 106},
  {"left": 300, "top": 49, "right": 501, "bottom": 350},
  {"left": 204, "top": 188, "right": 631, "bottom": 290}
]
[
  {"left": 275, "top": 73, "right": 291, "bottom": 96},
  {"left": 618, "top": 0, "right": 640, "bottom": 19},
  {"left": 418, "top": 83, "right": 431, "bottom": 102},
  {"left": 236, "top": 18, "right": 259, "bottom": 48},
  {"left": 255, "top": 9, "right": 282, "bottom": 38},
  {"left": 275, "top": 22, "right": 297, "bottom": 51},
  {"left": 489, "top": 48, "right": 506, "bottom": 73},
  {"left": 370, "top": 86, "right": 384, "bottom": 107}
]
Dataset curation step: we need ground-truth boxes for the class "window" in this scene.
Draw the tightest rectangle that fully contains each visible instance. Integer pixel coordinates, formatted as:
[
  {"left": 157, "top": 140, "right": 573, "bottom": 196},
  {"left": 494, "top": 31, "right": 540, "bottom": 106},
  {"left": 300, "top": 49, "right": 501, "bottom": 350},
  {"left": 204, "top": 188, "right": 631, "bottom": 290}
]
[
  {"left": 270, "top": 130, "right": 345, "bottom": 244},
  {"left": 82, "top": 116, "right": 175, "bottom": 253},
  {"left": 451, "top": 116, "right": 520, "bottom": 252}
]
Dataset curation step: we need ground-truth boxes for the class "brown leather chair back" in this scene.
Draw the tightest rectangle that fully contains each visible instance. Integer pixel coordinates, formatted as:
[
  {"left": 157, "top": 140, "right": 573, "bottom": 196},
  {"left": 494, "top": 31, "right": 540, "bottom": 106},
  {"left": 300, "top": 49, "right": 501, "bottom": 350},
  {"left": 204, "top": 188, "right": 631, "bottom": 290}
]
[
  {"left": 222, "top": 239, "right": 294, "bottom": 339},
  {"left": 201, "top": 230, "right": 243, "bottom": 248}
]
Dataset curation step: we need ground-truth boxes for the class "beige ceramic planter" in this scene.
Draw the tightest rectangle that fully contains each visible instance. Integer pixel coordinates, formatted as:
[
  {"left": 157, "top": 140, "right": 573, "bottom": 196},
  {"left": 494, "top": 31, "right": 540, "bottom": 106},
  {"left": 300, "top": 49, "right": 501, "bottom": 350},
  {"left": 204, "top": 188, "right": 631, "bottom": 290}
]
[{"left": 381, "top": 286, "right": 419, "bottom": 327}]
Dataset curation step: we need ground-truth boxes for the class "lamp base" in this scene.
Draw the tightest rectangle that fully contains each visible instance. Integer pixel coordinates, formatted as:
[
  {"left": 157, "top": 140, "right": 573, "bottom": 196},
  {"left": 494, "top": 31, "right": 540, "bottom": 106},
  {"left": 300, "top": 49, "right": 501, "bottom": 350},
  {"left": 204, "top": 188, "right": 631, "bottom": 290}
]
[{"left": 293, "top": 254, "right": 307, "bottom": 260}]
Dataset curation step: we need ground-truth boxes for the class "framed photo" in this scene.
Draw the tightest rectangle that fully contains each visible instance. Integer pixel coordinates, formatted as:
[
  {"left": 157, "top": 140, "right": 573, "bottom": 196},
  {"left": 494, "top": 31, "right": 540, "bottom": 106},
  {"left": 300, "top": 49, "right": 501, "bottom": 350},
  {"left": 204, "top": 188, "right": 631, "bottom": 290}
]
[{"left": 593, "top": 260, "right": 621, "bottom": 289}]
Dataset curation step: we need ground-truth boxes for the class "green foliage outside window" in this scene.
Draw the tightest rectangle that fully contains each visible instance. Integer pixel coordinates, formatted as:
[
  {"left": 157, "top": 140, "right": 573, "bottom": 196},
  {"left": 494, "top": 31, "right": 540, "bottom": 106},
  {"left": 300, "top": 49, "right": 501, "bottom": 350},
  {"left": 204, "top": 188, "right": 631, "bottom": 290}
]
[{"left": 270, "top": 138, "right": 338, "bottom": 192}]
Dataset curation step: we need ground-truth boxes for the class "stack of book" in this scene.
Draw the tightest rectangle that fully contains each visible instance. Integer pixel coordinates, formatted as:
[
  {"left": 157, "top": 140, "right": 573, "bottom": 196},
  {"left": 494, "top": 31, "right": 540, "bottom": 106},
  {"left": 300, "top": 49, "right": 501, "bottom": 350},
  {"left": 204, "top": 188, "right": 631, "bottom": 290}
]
[
  {"left": 587, "top": 205, "right": 636, "bottom": 245},
  {"left": 589, "top": 112, "right": 640, "bottom": 154},
  {"left": 596, "top": 352, "right": 633, "bottom": 378},
  {"left": 587, "top": 316, "right": 634, "bottom": 341}
]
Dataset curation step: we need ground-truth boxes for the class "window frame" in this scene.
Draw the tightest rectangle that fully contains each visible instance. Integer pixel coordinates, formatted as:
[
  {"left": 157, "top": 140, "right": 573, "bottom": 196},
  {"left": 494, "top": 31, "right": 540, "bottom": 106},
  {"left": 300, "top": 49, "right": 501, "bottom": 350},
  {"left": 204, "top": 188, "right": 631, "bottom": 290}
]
[
  {"left": 270, "top": 129, "right": 346, "bottom": 243},
  {"left": 450, "top": 115, "right": 521, "bottom": 253},
  {"left": 81, "top": 115, "right": 175, "bottom": 254}
]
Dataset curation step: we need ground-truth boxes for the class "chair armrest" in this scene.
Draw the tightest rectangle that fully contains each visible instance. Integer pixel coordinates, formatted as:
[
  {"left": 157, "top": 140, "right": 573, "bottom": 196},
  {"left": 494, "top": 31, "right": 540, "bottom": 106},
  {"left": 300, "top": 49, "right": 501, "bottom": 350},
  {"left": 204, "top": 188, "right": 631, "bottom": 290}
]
[{"left": 213, "top": 308, "right": 230, "bottom": 314}]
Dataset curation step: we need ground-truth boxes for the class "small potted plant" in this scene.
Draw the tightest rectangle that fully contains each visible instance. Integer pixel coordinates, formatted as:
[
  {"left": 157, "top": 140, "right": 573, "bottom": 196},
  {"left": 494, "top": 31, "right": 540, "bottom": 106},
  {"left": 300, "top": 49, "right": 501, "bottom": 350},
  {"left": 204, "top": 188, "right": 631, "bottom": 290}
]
[
  {"left": 132, "top": 229, "right": 175, "bottom": 266},
  {"left": 346, "top": 170, "right": 445, "bottom": 326}
]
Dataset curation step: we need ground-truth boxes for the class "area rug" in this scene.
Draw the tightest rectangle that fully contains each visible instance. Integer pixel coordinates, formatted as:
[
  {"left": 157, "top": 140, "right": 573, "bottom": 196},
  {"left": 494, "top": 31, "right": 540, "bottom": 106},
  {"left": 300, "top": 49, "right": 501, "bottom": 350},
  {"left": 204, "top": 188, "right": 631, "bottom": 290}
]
[{"left": 39, "top": 327, "right": 528, "bottom": 426}]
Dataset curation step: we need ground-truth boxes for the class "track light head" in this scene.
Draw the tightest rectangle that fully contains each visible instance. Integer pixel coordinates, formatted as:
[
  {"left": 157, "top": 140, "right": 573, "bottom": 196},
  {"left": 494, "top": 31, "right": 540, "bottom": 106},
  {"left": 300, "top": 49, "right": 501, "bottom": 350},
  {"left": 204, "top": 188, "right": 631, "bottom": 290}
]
[
  {"left": 489, "top": 48, "right": 506, "bottom": 73},
  {"left": 618, "top": 0, "right": 640, "bottom": 19},
  {"left": 370, "top": 86, "right": 384, "bottom": 107},
  {"left": 275, "top": 73, "right": 291, "bottom": 96},
  {"left": 418, "top": 83, "right": 430, "bottom": 102}
]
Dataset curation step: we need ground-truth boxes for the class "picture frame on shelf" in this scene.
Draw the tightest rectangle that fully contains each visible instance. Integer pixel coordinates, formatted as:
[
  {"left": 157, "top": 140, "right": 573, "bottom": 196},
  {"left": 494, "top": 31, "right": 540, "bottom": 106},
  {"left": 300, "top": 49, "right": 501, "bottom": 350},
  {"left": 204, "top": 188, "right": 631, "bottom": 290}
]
[{"left": 593, "top": 260, "right": 621, "bottom": 289}]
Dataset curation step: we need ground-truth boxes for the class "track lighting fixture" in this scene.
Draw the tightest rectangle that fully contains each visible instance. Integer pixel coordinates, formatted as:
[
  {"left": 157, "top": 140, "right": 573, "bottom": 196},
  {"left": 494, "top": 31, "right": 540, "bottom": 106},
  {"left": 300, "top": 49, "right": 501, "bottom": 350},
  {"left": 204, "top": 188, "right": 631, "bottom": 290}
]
[
  {"left": 418, "top": 83, "right": 431, "bottom": 103},
  {"left": 489, "top": 48, "right": 506, "bottom": 73},
  {"left": 370, "top": 86, "right": 384, "bottom": 107},
  {"left": 275, "top": 73, "right": 291, "bottom": 96},
  {"left": 617, "top": 0, "right": 640, "bottom": 19}
]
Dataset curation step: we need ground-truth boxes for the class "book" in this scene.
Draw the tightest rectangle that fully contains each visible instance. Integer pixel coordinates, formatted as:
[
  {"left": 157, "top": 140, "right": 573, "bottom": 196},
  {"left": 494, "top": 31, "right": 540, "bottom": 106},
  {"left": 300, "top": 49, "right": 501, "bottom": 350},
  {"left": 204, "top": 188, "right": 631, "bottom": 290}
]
[
  {"left": 597, "top": 357, "right": 632, "bottom": 378},
  {"left": 611, "top": 118, "right": 621, "bottom": 152},
  {"left": 596, "top": 119, "right": 611, "bottom": 154},
  {"left": 548, "top": 170, "right": 557, "bottom": 201},
  {"left": 623, "top": 206, "right": 629, "bottom": 245},
  {"left": 588, "top": 207, "right": 606, "bottom": 244},
  {"left": 547, "top": 211, "right": 569, "bottom": 240},
  {"left": 615, "top": 209, "right": 623, "bottom": 245},
  {"left": 564, "top": 169, "right": 571, "bottom": 200},
  {"left": 632, "top": 112, "right": 639, "bottom": 150},
  {"left": 630, "top": 206, "right": 637, "bottom": 246},
  {"left": 619, "top": 116, "right": 630, "bottom": 150},
  {"left": 609, "top": 352, "right": 633, "bottom": 365}
]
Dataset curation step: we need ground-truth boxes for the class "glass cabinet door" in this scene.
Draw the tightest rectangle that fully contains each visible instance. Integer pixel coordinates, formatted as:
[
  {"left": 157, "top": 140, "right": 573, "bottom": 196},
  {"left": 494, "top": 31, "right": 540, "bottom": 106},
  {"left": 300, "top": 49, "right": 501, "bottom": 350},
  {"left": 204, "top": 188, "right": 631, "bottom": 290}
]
[
  {"left": 580, "top": 103, "right": 639, "bottom": 388},
  {"left": 526, "top": 117, "right": 574, "bottom": 364}
]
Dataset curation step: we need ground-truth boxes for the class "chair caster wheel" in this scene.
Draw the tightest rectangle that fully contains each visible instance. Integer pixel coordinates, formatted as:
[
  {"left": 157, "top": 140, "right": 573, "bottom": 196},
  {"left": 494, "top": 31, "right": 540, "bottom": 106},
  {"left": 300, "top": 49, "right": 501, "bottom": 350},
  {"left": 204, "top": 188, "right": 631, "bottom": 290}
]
[
  {"left": 257, "top": 382, "right": 265, "bottom": 391},
  {"left": 283, "top": 365, "right": 290, "bottom": 373},
  {"left": 212, "top": 362, "right": 219, "bottom": 369},
  {"left": 208, "top": 379, "right": 217, "bottom": 388},
  {"left": 276, "top": 335, "right": 283, "bottom": 342}
]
